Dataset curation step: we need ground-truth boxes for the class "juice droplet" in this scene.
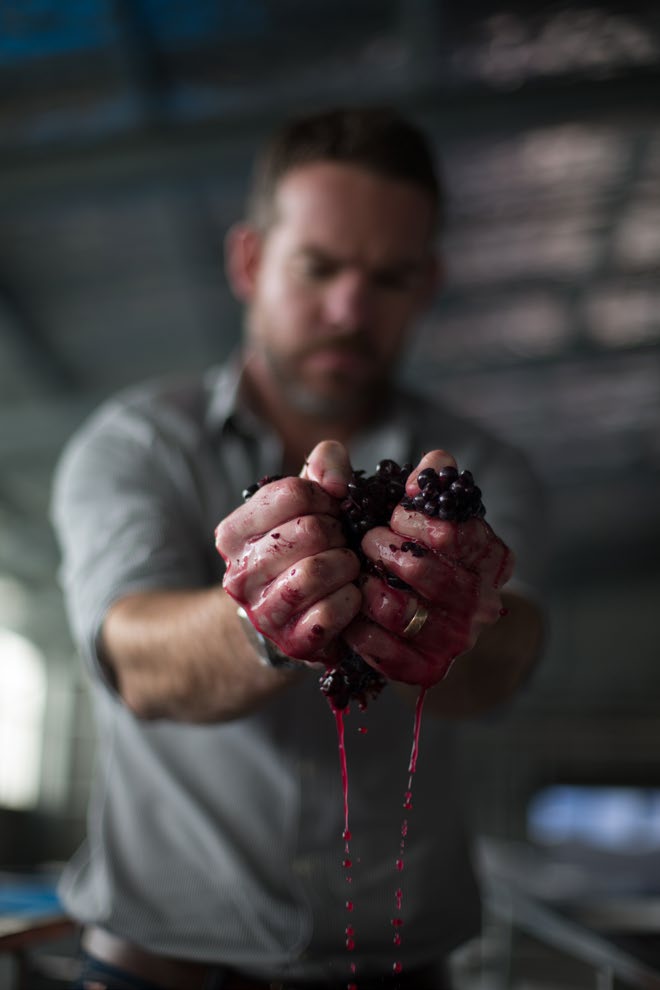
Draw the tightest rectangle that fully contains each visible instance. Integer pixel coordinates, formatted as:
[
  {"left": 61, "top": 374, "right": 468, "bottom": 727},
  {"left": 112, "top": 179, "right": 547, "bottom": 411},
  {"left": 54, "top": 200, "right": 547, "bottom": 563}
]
[
  {"left": 499, "top": 606, "right": 509, "bottom": 617},
  {"left": 346, "top": 937, "right": 355, "bottom": 950},
  {"left": 342, "top": 828, "right": 351, "bottom": 842},
  {"left": 346, "top": 900, "right": 354, "bottom": 912},
  {"left": 395, "top": 858, "right": 404, "bottom": 872},
  {"left": 393, "top": 961, "right": 403, "bottom": 974},
  {"left": 393, "top": 933, "right": 402, "bottom": 946},
  {"left": 345, "top": 925, "right": 354, "bottom": 936},
  {"left": 358, "top": 726, "right": 368, "bottom": 734},
  {"left": 342, "top": 858, "right": 352, "bottom": 868}
]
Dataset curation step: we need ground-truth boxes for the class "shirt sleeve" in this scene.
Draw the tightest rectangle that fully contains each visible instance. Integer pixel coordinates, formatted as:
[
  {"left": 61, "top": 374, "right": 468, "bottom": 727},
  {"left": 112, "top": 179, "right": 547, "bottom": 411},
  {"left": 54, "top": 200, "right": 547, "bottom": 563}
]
[
  {"left": 461, "top": 432, "right": 547, "bottom": 600},
  {"left": 50, "top": 400, "right": 209, "bottom": 687}
]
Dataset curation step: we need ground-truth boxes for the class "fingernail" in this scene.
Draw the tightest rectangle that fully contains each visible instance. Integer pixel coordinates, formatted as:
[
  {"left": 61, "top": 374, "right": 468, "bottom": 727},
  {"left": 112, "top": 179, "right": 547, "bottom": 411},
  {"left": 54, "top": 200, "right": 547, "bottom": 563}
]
[{"left": 323, "top": 469, "right": 348, "bottom": 495}]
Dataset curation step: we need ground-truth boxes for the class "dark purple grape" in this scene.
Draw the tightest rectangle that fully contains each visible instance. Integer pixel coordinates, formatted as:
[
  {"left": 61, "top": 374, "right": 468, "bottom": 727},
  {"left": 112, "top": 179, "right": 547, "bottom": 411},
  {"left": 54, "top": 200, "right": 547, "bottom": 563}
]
[
  {"left": 438, "top": 466, "right": 459, "bottom": 484},
  {"left": 376, "top": 459, "right": 399, "bottom": 477},
  {"left": 416, "top": 468, "right": 437, "bottom": 490}
]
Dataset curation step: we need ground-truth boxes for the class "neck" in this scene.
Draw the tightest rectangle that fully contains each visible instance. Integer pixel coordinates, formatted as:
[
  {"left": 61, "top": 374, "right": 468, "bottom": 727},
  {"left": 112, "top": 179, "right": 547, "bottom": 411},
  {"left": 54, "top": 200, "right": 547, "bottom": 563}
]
[{"left": 241, "top": 358, "right": 379, "bottom": 473}]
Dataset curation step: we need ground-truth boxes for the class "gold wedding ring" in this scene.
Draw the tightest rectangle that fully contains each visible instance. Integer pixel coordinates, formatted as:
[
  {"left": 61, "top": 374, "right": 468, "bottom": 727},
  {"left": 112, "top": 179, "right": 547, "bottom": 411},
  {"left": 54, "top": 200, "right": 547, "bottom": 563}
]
[{"left": 402, "top": 602, "right": 430, "bottom": 639}]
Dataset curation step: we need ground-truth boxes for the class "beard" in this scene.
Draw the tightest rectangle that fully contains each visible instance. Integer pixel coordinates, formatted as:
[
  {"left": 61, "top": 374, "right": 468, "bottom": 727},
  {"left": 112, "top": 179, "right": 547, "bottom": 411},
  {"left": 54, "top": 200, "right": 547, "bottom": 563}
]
[{"left": 261, "top": 339, "right": 389, "bottom": 419}]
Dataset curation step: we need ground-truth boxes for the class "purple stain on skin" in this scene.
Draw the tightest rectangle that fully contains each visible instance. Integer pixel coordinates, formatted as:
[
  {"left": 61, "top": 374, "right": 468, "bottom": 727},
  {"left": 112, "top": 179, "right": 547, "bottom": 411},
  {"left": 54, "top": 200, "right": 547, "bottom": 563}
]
[
  {"left": 311, "top": 624, "right": 324, "bottom": 637},
  {"left": 272, "top": 532, "right": 280, "bottom": 539},
  {"left": 281, "top": 587, "right": 305, "bottom": 607},
  {"left": 400, "top": 541, "right": 428, "bottom": 557}
]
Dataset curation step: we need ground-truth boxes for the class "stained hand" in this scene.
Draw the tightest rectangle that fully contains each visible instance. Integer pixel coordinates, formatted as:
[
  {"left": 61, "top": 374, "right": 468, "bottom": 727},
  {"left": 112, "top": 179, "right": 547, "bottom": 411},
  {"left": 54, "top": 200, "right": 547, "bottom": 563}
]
[
  {"left": 215, "top": 442, "right": 360, "bottom": 662},
  {"left": 343, "top": 450, "right": 515, "bottom": 686}
]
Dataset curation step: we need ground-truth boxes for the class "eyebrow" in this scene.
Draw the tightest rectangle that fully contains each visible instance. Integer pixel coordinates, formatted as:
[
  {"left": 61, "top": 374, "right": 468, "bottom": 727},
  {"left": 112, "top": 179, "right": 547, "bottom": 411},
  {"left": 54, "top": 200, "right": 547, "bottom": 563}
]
[{"left": 293, "top": 245, "right": 428, "bottom": 276}]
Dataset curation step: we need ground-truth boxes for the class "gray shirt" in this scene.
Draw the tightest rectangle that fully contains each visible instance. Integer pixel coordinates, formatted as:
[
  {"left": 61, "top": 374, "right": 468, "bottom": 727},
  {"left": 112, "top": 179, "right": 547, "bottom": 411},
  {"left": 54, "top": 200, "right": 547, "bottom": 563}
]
[{"left": 51, "top": 358, "right": 542, "bottom": 982}]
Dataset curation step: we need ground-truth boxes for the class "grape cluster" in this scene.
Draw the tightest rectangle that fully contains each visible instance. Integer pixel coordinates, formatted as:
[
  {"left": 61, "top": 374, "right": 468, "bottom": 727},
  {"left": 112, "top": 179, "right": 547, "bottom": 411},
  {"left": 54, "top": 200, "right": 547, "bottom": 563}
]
[
  {"left": 240, "top": 458, "right": 486, "bottom": 709},
  {"left": 400, "top": 465, "right": 485, "bottom": 522},
  {"left": 319, "top": 645, "right": 386, "bottom": 711},
  {"left": 341, "top": 459, "right": 412, "bottom": 544}
]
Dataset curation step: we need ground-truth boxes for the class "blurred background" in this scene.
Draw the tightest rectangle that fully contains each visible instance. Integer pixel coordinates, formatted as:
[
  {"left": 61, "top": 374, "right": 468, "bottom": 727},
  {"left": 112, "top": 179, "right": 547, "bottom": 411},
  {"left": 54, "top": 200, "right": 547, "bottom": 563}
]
[{"left": 0, "top": 0, "right": 660, "bottom": 983}]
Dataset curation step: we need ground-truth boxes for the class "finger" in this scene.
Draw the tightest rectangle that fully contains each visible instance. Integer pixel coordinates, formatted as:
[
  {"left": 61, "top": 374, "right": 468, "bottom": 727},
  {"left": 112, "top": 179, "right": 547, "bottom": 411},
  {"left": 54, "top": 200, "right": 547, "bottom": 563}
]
[
  {"left": 222, "top": 513, "right": 347, "bottom": 601},
  {"left": 215, "top": 475, "right": 341, "bottom": 562},
  {"left": 405, "top": 449, "right": 457, "bottom": 496},
  {"left": 388, "top": 510, "right": 515, "bottom": 589},
  {"left": 448, "top": 520, "right": 515, "bottom": 589},
  {"left": 360, "top": 527, "right": 480, "bottom": 605},
  {"left": 343, "top": 617, "right": 461, "bottom": 687},
  {"left": 359, "top": 573, "right": 478, "bottom": 652},
  {"left": 267, "top": 583, "right": 362, "bottom": 660},
  {"left": 301, "top": 440, "right": 353, "bottom": 499},
  {"left": 252, "top": 547, "right": 360, "bottom": 630},
  {"left": 390, "top": 503, "right": 458, "bottom": 553}
]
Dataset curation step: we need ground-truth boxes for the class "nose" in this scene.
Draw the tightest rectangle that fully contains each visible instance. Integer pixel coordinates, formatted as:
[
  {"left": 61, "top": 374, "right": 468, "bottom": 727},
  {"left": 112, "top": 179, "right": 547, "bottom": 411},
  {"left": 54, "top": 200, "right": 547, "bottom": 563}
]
[{"left": 322, "top": 271, "right": 371, "bottom": 333}]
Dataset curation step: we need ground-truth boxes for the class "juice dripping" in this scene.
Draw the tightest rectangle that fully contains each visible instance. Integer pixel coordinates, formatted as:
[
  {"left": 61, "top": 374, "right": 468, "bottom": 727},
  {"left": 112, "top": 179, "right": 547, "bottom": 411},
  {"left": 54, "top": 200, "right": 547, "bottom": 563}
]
[
  {"left": 390, "top": 686, "right": 427, "bottom": 975},
  {"left": 330, "top": 685, "right": 427, "bottom": 988},
  {"left": 333, "top": 706, "right": 357, "bottom": 990}
]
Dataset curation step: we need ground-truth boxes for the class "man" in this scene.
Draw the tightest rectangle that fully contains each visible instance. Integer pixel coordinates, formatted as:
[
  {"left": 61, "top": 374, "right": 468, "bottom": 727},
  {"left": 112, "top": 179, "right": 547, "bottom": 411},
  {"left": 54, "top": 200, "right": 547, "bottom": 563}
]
[{"left": 52, "top": 106, "right": 544, "bottom": 990}]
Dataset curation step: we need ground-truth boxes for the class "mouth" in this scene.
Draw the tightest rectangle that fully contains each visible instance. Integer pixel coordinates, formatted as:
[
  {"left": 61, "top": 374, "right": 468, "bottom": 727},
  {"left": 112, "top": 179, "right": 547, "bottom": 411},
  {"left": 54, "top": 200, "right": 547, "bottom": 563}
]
[{"left": 302, "top": 347, "right": 371, "bottom": 378}]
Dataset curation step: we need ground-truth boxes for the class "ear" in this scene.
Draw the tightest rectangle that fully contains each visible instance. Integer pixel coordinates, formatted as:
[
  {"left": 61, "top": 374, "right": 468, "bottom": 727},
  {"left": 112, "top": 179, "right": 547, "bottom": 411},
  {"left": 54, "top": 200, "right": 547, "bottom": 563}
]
[{"left": 224, "top": 223, "right": 263, "bottom": 302}]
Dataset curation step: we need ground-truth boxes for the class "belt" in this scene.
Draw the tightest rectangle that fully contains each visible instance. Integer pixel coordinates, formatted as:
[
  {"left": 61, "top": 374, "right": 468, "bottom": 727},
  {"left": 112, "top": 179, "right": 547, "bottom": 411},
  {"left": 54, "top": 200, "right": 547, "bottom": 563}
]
[
  {"left": 81, "top": 927, "right": 223, "bottom": 989},
  {"left": 81, "top": 925, "right": 445, "bottom": 989}
]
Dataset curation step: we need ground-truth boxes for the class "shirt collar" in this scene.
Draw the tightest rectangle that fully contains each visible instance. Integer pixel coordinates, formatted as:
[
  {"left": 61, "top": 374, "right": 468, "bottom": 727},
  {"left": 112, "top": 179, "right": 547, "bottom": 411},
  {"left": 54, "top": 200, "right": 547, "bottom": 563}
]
[
  {"left": 204, "top": 353, "right": 416, "bottom": 472},
  {"left": 203, "top": 352, "right": 246, "bottom": 435}
]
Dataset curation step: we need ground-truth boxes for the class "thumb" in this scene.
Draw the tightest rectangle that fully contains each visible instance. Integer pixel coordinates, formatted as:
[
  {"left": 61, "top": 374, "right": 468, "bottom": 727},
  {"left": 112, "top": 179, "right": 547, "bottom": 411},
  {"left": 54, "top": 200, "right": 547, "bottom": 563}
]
[{"left": 301, "top": 440, "right": 353, "bottom": 499}]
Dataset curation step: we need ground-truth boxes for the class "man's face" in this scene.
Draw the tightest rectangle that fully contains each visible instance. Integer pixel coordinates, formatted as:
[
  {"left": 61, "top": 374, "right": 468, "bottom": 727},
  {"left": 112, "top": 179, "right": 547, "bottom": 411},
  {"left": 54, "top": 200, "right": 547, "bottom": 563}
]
[{"left": 235, "top": 161, "right": 438, "bottom": 418}]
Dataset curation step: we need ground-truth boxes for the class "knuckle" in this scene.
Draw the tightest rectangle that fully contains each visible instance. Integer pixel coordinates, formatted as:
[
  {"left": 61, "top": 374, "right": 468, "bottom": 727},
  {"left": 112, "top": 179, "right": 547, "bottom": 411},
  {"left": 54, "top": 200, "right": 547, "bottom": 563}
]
[{"left": 296, "top": 513, "right": 344, "bottom": 547}]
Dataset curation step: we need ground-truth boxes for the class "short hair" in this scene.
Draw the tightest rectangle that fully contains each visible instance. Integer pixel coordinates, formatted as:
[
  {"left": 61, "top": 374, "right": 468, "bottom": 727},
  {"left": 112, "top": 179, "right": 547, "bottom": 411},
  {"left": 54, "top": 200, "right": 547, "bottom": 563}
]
[{"left": 246, "top": 105, "right": 443, "bottom": 230}]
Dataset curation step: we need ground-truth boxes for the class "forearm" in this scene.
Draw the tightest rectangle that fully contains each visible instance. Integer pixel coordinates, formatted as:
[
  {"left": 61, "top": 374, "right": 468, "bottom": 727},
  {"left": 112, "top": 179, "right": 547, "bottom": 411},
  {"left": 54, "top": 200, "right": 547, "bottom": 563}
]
[
  {"left": 396, "top": 590, "right": 544, "bottom": 718},
  {"left": 100, "top": 587, "right": 303, "bottom": 722}
]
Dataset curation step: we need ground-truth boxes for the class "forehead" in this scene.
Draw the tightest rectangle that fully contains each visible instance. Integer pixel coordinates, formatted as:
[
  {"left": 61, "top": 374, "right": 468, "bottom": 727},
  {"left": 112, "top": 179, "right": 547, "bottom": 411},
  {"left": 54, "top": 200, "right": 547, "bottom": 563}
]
[{"left": 269, "top": 161, "right": 436, "bottom": 259}]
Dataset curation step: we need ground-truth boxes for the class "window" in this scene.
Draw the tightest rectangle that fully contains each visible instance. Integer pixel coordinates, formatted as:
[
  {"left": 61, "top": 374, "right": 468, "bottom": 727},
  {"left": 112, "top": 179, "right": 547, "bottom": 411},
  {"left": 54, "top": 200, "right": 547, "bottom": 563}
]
[{"left": 0, "top": 628, "right": 47, "bottom": 809}]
